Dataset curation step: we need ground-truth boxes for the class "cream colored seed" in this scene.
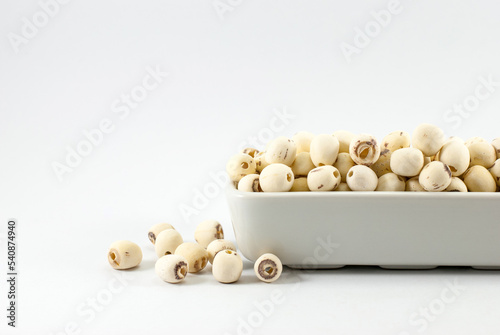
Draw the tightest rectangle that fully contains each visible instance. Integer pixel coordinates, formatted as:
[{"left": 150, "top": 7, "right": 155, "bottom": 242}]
[
  {"left": 346, "top": 165, "right": 378, "bottom": 191},
  {"left": 290, "top": 177, "right": 310, "bottom": 192},
  {"left": 108, "top": 240, "right": 143, "bottom": 270},
  {"left": 437, "top": 140, "right": 470, "bottom": 176},
  {"left": 382, "top": 131, "right": 411, "bottom": 152},
  {"left": 155, "top": 229, "right": 183, "bottom": 258},
  {"left": 412, "top": 124, "right": 445, "bottom": 156},
  {"left": 254, "top": 151, "right": 270, "bottom": 173},
  {"left": 241, "top": 147, "right": 260, "bottom": 158},
  {"left": 419, "top": 161, "right": 452, "bottom": 192},
  {"left": 445, "top": 177, "right": 468, "bottom": 192},
  {"left": 148, "top": 223, "right": 175, "bottom": 245},
  {"left": 376, "top": 173, "right": 405, "bottom": 191},
  {"left": 226, "top": 153, "right": 256, "bottom": 182},
  {"left": 390, "top": 148, "right": 424, "bottom": 177},
  {"left": 238, "top": 174, "right": 261, "bottom": 192},
  {"left": 405, "top": 177, "right": 425, "bottom": 192},
  {"left": 291, "top": 152, "right": 315, "bottom": 176},
  {"left": 307, "top": 166, "right": 341, "bottom": 191},
  {"left": 155, "top": 255, "right": 188, "bottom": 284},
  {"left": 463, "top": 165, "right": 496, "bottom": 192},
  {"left": 292, "top": 131, "right": 314, "bottom": 153},
  {"left": 468, "top": 141, "right": 496, "bottom": 169},
  {"left": 310, "top": 134, "right": 340, "bottom": 166},
  {"left": 212, "top": 249, "right": 243, "bottom": 284},
  {"left": 175, "top": 242, "right": 209, "bottom": 273},
  {"left": 194, "top": 220, "right": 224, "bottom": 249},
  {"left": 333, "top": 153, "right": 356, "bottom": 182},
  {"left": 334, "top": 182, "right": 351, "bottom": 191},
  {"left": 265, "top": 136, "right": 297, "bottom": 166},
  {"left": 465, "top": 137, "right": 487, "bottom": 147},
  {"left": 259, "top": 164, "right": 294, "bottom": 192},
  {"left": 207, "top": 239, "right": 237, "bottom": 264},
  {"left": 333, "top": 130, "right": 355, "bottom": 153},
  {"left": 349, "top": 133, "right": 380, "bottom": 166},
  {"left": 489, "top": 159, "right": 500, "bottom": 187},
  {"left": 254, "top": 253, "right": 282, "bottom": 283},
  {"left": 492, "top": 138, "right": 500, "bottom": 159},
  {"left": 370, "top": 149, "right": 392, "bottom": 177}
]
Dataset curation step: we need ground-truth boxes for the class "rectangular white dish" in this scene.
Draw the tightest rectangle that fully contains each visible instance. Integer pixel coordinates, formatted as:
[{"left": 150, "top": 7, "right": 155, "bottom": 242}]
[{"left": 226, "top": 184, "right": 500, "bottom": 270}]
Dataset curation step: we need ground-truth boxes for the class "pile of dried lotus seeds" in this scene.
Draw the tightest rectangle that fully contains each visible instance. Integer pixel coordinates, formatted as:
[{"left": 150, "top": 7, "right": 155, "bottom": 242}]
[
  {"left": 107, "top": 221, "right": 282, "bottom": 284},
  {"left": 227, "top": 124, "right": 500, "bottom": 192}
]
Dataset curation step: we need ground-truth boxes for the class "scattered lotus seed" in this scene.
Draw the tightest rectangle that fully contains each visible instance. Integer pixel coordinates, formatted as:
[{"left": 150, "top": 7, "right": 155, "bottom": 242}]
[
  {"left": 259, "top": 163, "right": 294, "bottom": 192},
  {"left": 489, "top": 159, "right": 500, "bottom": 187},
  {"left": 346, "top": 165, "right": 378, "bottom": 191},
  {"left": 194, "top": 220, "right": 224, "bottom": 249},
  {"left": 291, "top": 152, "right": 315, "bottom": 176},
  {"left": 349, "top": 133, "right": 380, "bottom": 166},
  {"left": 310, "top": 134, "right": 340, "bottom": 166},
  {"left": 376, "top": 172, "right": 405, "bottom": 191},
  {"left": 333, "top": 130, "right": 355, "bottom": 153},
  {"left": 207, "top": 239, "right": 237, "bottom": 264},
  {"left": 290, "top": 177, "right": 310, "bottom": 192},
  {"left": 445, "top": 177, "right": 468, "bottom": 192},
  {"left": 265, "top": 136, "right": 297, "bottom": 166},
  {"left": 155, "top": 229, "right": 183, "bottom": 258},
  {"left": 254, "top": 253, "right": 283, "bottom": 283},
  {"left": 148, "top": 223, "right": 175, "bottom": 244},
  {"left": 437, "top": 140, "right": 470, "bottom": 177},
  {"left": 155, "top": 255, "right": 188, "bottom": 284},
  {"left": 382, "top": 131, "right": 411, "bottom": 152},
  {"left": 406, "top": 176, "right": 425, "bottom": 191},
  {"left": 175, "top": 242, "right": 209, "bottom": 273},
  {"left": 307, "top": 165, "right": 341, "bottom": 191},
  {"left": 468, "top": 141, "right": 496, "bottom": 169},
  {"left": 108, "top": 240, "right": 143, "bottom": 270},
  {"left": 254, "top": 151, "right": 270, "bottom": 173},
  {"left": 334, "top": 182, "right": 351, "bottom": 191},
  {"left": 226, "top": 153, "right": 256, "bottom": 182},
  {"left": 463, "top": 165, "right": 496, "bottom": 192},
  {"left": 390, "top": 148, "right": 424, "bottom": 177},
  {"left": 370, "top": 149, "right": 392, "bottom": 177},
  {"left": 412, "top": 124, "right": 445, "bottom": 156},
  {"left": 238, "top": 174, "right": 261, "bottom": 192},
  {"left": 292, "top": 131, "right": 314, "bottom": 153},
  {"left": 333, "top": 153, "right": 356, "bottom": 182},
  {"left": 419, "top": 161, "right": 452, "bottom": 192},
  {"left": 212, "top": 249, "right": 243, "bottom": 284}
]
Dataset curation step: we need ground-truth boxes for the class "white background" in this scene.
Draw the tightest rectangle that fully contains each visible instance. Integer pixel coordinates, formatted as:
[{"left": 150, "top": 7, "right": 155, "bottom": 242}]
[{"left": 1, "top": 0, "right": 500, "bottom": 334}]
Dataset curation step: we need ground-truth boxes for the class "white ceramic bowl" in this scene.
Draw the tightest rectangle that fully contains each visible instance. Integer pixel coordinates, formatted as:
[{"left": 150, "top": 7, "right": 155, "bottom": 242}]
[{"left": 226, "top": 183, "right": 500, "bottom": 269}]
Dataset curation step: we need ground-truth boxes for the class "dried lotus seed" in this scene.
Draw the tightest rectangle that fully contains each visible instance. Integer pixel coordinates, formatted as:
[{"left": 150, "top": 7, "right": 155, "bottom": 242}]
[
  {"left": 333, "top": 153, "right": 356, "bottom": 182},
  {"left": 254, "top": 151, "right": 270, "bottom": 173},
  {"left": 468, "top": 141, "right": 496, "bottom": 169},
  {"left": 241, "top": 147, "right": 260, "bottom": 158},
  {"left": 412, "top": 124, "right": 445, "bottom": 156},
  {"left": 382, "top": 131, "right": 411, "bottom": 152},
  {"left": 265, "top": 136, "right": 297, "bottom": 166},
  {"left": 463, "top": 165, "right": 496, "bottom": 192},
  {"left": 346, "top": 165, "right": 378, "bottom": 191},
  {"left": 291, "top": 152, "right": 315, "bottom": 176},
  {"left": 212, "top": 249, "right": 243, "bottom": 284},
  {"left": 438, "top": 140, "right": 470, "bottom": 176},
  {"left": 194, "top": 220, "right": 224, "bottom": 248},
  {"left": 226, "top": 153, "right": 256, "bottom": 182},
  {"left": 108, "top": 240, "right": 142, "bottom": 270},
  {"left": 390, "top": 148, "right": 424, "bottom": 177},
  {"left": 155, "top": 255, "right": 188, "bottom": 284},
  {"left": 259, "top": 163, "right": 294, "bottom": 192},
  {"left": 290, "top": 177, "right": 310, "bottom": 192},
  {"left": 207, "top": 239, "right": 237, "bottom": 264},
  {"left": 292, "top": 131, "right": 314, "bottom": 153},
  {"left": 445, "top": 177, "right": 468, "bottom": 192},
  {"left": 489, "top": 159, "right": 500, "bottom": 187},
  {"left": 238, "top": 174, "right": 261, "bottom": 192},
  {"left": 155, "top": 229, "right": 183, "bottom": 258},
  {"left": 492, "top": 138, "right": 500, "bottom": 159},
  {"left": 175, "top": 242, "right": 209, "bottom": 273},
  {"left": 376, "top": 172, "right": 405, "bottom": 191},
  {"left": 148, "top": 223, "right": 175, "bottom": 244},
  {"left": 405, "top": 176, "right": 425, "bottom": 192},
  {"left": 254, "top": 253, "right": 282, "bottom": 283},
  {"left": 307, "top": 165, "right": 341, "bottom": 191},
  {"left": 370, "top": 149, "right": 392, "bottom": 177},
  {"left": 349, "top": 133, "right": 380, "bottom": 166},
  {"left": 310, "top": 134, "right": 340, "bottom": 166},
  {"left": 334, "top": 182, "right": 351, "bottom": 191},
  {"left": 333, "top": 130, "right": 355, "bottom": 153},
  {"left": 419, "top": 161, "right": 452, "bottom": 192}
]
